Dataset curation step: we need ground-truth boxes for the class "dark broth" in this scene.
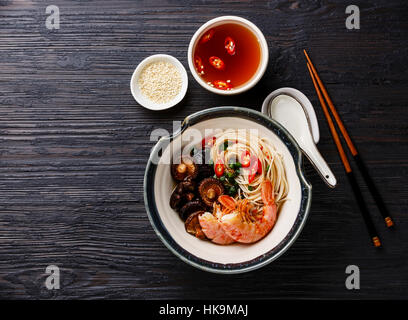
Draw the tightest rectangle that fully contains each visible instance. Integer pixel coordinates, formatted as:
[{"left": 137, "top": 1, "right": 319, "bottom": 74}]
[{"left": 194, "top": 23, "right": 261, "bottom": 90}]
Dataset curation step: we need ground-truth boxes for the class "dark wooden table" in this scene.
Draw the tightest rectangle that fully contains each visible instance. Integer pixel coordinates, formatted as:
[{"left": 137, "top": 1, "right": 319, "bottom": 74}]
[{"left": 0, "top": 0, "right": 407, "bottom": 299}]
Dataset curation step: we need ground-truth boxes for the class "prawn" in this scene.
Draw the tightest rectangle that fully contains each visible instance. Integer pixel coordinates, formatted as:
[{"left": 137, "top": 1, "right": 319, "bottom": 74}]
[
  {"left": 220, "top": 180, "right": 277, "bottom": 243},
  {"left": 198, "top": 203, "right": 235, "bottom": 245}
]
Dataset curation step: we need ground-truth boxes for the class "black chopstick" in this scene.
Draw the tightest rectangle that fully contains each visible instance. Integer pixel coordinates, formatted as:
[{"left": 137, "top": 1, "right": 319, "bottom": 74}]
[
  {"left": 304, "top": 49, "right": 393, "bottom": 228},
  {"left": 306, "top": 61, "right": 381, "bottom": 248}
]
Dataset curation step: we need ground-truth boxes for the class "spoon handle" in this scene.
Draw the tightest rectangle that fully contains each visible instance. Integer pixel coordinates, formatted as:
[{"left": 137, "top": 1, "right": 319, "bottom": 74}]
[{"left": 302, "top": 144, "right": 337, "bottom": 188}]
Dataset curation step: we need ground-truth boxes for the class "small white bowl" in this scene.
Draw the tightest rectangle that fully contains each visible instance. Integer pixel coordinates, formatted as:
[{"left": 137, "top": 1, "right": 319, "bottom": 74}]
[
  {"left": 188, "top": 16, "right": 269, "bottom": 95},
  {"left": 130, "top": 54, "right": 188, "bottom": 111}
]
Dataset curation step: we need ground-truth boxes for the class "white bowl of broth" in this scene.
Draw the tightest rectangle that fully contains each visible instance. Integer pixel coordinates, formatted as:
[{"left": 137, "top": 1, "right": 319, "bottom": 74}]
[
  {"left": 144, "top": 107, "right": 312, "bottom": 273},
  {"left": 188, "top": 16, "right": 269, "bottom": 95}
]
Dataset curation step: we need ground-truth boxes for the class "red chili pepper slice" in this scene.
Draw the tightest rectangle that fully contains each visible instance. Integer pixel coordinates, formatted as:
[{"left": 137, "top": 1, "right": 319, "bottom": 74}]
[
  {"left": 209, "top": 56, "right": 225, "bottom": 70},
  {"left": 241, "top": 151, "right": 251, "bottom": 167},
  {"left": 201, "top": 136, "right": 216, "bottom": 148},
  {"left": 214, "top": 159, "right": 225, "bottom": 177},
  {"left": 257, "top": 158, "right": 262, "bottom": 174},
  {"left": 248, "top": 171, "right": 256, "bottom": 183},
  {"left": 200, "top": 29, "right": 214, "bottom": 44},
  {"left": 224, "top": 36, "right": 236, "bottom": 55},
  {"left": 248, "top": 165, "right": 258, "bottom": 183},
  {"left": 212, "top": 80, "right": 231, "bottom": 90},
  {"left": 249, "top": 155, "right": 259, "bottom": 169},
  {"left": 247, "top": 155, "right": 261, "bottom": 182},
  {"left": 194, "top": 56, "right": 204, "bottom": 73}
]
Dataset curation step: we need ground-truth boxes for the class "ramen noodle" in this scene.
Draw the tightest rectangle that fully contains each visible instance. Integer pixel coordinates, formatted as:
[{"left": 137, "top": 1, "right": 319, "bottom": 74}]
[{"left": 210, "top": 129, "right": 288, "bottom": 212}]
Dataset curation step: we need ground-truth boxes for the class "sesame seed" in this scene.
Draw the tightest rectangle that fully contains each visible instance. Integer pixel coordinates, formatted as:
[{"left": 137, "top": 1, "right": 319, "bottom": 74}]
[{"left": 138, "top": 61, "right": 182, "bottom": 104}]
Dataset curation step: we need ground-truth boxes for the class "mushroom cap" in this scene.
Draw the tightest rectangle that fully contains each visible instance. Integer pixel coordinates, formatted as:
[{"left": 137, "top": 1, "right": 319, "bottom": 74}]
[
  {"left": 196, "top": 164, "right": 214, "bottom": 181},
  {"left": 198, "top": 178, "right": 225, "bottom": 208},
  {"left": 193, "top": 149, "right": 214, "bottom": 180},
  {"left": 181, "top": 176, "right": 195, "bottom": 192},
  {"left": 169, "top": 190, "right": 182, "bottom": 209},
  {"left": 171, "top": 156, "right": 198, "bottom": 181},
  {"left": 185, "top": 211, "right": 206, "bottom": 240},
  {"left": 179, "top": 200, "right": 205, "bottom": 221}
]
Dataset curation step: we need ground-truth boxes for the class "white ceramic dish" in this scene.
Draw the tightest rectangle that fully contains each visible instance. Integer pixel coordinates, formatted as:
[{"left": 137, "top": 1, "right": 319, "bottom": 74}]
[
  {"left": 130, "top": 54, "right": 188, "bottom": 111},
  {"left": 144, "top": 107, "right": 312, "bottom": 273},
  {"left": 262, "top": 88, "right": 337, "bottom": 188},
  {"left": 187, "top": 16, "right": 269, "bottom": 95}
]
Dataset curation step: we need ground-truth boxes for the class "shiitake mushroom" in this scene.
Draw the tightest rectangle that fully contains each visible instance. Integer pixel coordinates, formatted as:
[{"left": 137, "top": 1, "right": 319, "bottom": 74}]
[
  {"left": 181, "top": 176, "right": 195, "bottom": 192},
  {"left": 179, "top": 200, "right": 204, "bottom": 221},
  {"left": 184, "top": 192, "right": 195, "bottom": 202},
  {"left": 198, "top": 178, "right": 224, "bottom": 208},
  {"left": 169, "top": 191, "right": 183, "bottom": 209},
  {"left": 169, "top": 177, "right": 197, "bottom": 210},
  {"left": 196, "top": 165, "right": 214, "bottom": 181},
  {"left": 185, "top": 211, "right": 206, "bottom": 240},
  {"left": 171, "top": 156, "right": 198, "bottom": 181},
  {"left": 175, "top": 183, "right": 184, "bottom": 195},
  {"left": 193, "top": 149, "right": 214, "bottom": 180}
]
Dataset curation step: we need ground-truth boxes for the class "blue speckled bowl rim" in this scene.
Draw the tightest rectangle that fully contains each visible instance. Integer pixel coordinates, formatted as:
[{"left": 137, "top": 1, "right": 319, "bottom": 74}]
[{"left": 143, "top": 106, "right": 312, "bottom": 274}]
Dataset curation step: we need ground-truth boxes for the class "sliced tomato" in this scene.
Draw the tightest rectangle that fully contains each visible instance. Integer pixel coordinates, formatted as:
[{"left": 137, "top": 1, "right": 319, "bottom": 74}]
[
  {"left": 214, "top": 159, "right": 225, "bottom": 177},
  {"left": 200, "top": 29, "right": 214, "bottom": 44},
  {"left": 201, "top": 136, "right": 216, "bottom": 148},
  {"left": 224, "top": 36, "right": 236, "bottom": 55},
  {"left": 240, "top": 151, "right": 251, "bottom": 167},
  {"left": 209, "top": 56, "right": 225, "bottom": 70},
  {"left": 212, "top": 80, "right": 231, "bottom": 90},
  {"left": 194, "top": 56, "right": 204, "bottom": 73}
]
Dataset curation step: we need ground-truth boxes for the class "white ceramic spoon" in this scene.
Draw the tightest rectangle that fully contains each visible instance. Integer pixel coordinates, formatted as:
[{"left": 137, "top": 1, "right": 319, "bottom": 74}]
[{"left": 262, "top": 89, "right": 337, "bottom": 188}]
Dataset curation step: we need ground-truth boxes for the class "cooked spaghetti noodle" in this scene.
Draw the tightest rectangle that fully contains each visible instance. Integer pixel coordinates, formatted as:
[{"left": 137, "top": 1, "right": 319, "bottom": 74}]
[{"left": 210, "top": 129, "right": 288, "bottom": 211}]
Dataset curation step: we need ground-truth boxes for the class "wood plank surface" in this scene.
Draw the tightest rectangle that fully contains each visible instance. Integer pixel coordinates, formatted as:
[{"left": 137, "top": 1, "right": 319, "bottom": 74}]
[{"left": 0, "top": 0, "right": 407, "bottom": 299}]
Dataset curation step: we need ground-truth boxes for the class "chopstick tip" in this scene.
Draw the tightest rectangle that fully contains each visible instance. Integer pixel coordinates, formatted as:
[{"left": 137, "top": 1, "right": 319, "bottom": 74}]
[
  {"left": 385, "top": 216, "right": 394, "bottom": 228},
  {"left": 372, "top": 236, "right": 381, "bottom": 248}
]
